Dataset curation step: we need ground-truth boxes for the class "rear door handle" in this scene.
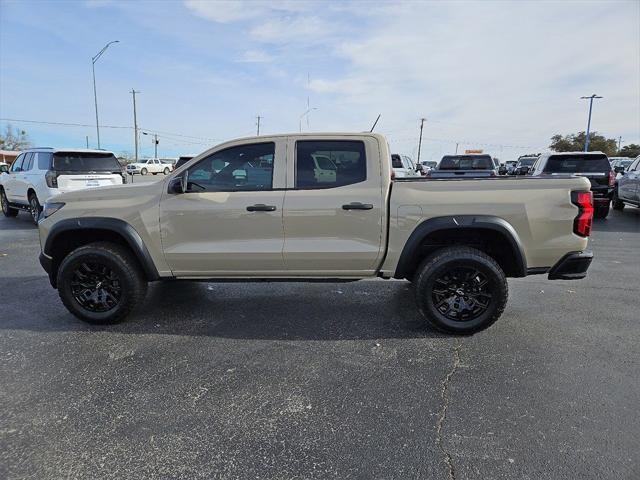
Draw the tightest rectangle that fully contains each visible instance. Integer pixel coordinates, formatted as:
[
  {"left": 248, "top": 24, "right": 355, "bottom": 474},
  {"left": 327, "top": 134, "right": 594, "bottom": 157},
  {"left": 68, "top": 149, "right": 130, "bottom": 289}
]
[
  {"left": 342, "top": 202, "right": 373, "bottom": 210},
  {"left": 246, "top": 204, "right": 276, "bottom": 212}
]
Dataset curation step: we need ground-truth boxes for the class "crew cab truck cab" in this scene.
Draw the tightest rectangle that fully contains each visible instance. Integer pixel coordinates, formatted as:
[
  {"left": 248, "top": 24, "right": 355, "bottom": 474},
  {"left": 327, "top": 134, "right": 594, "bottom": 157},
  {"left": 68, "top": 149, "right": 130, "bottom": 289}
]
[{"left": 38, "top": 133, "right": 594, "bottom": 334}]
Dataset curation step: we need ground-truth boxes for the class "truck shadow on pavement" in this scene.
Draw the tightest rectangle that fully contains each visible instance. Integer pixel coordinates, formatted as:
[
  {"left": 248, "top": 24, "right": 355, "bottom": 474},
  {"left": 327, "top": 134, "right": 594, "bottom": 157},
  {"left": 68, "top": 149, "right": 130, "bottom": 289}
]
[
  {"left": 0, "top": 215, "right": 38, "bottom": 230},
  {"left": 3, "top": 276, "right": 452, "bottom": 339}
]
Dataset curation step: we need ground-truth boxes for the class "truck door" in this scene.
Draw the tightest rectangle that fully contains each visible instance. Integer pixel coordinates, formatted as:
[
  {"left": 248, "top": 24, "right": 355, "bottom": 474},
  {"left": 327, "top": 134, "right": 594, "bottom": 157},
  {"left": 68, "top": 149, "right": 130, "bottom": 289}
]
[
  {"left": 159, "top": 139, "right": 287, "bottom": 276},
  {"left": 282, "top": 137, "right": 385, "bottom": 275}
]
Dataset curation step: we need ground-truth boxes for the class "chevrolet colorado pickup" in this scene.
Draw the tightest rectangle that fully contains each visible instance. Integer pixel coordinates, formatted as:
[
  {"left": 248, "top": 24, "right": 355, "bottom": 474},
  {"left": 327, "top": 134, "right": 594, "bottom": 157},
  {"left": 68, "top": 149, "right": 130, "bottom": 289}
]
[{"left": 37, "top": 133, "right": 594, "bottom": 334}]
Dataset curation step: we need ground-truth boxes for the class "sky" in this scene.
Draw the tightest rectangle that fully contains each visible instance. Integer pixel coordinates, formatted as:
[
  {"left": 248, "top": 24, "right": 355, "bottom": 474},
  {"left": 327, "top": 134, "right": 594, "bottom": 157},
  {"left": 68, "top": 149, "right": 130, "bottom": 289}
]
[{"left": 0, "top": 0, "right": 639, "bottom": 161}]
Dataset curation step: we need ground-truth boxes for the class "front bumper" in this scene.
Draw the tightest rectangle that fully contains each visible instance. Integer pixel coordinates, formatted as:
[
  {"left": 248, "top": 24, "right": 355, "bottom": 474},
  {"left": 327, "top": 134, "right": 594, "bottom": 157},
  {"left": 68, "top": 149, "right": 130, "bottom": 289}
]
[
  {"left": 39, "top": 252, "right": 56, "bottom": 288},
  {"left": 548, "top": 251, "right": 593, "bottom": 280}
]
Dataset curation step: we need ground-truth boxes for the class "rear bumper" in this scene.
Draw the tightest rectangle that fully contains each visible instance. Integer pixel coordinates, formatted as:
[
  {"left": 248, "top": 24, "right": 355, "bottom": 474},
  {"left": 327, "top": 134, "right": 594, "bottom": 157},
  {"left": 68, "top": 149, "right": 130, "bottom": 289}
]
[{"left": 548, "top": 250, "right": 593, "bottom": 280}]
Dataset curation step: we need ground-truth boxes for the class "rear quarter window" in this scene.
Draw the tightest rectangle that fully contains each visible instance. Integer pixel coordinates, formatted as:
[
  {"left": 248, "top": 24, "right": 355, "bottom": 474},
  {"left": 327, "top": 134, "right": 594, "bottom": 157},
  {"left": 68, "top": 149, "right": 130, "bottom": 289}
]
[{"left": 543, "top": 155, "right": 611, "bottom": 173}]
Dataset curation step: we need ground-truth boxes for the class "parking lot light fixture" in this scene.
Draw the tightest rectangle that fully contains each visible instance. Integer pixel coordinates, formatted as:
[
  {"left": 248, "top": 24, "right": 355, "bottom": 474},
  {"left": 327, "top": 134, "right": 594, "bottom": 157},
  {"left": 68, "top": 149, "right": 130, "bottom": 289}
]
[
  {"left": 580, "top": 94, "right": 603, "bottom": 152},
  {"left": 299, "top": 107, "right": 318, "bottom": 133},
  {"left": 92, "top": 40, "right": 120, "bottom": 149}
]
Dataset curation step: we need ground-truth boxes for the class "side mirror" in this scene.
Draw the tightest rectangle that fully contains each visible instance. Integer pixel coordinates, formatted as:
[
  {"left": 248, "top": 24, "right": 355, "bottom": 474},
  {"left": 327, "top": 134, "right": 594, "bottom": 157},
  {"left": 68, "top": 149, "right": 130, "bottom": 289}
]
[
  {"left": 614, "top": 166, "right": 624, "bottom": 174},
  {"left": 168, "top": 176, "right": 186, "bottom": 194}
]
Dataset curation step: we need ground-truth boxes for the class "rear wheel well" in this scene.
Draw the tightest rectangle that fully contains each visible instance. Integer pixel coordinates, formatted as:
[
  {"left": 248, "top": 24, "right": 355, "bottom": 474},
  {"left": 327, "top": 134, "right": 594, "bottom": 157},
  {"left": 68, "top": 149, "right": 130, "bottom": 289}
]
[
  {"left": 27, "top": 188, "right": 36, "bottom": 199},
  {"left": 48, "top": 229, "right": 145, "bottom": 282},
  {"left": 403, "top": 228, "right": 523, "bottom": 279}
]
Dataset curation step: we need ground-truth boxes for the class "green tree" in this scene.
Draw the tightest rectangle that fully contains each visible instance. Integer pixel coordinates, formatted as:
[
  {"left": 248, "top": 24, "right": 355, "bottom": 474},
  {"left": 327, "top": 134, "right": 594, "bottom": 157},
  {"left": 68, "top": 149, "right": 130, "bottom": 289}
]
[
  {"left": 0, "top": 124, "right": 32, "bottom": 151},
  {"left": 619, "top": 144, "right": 640, "bottom": 158},
  {"left": 550, "top": 131, "right": 618, "bottom": 156}
]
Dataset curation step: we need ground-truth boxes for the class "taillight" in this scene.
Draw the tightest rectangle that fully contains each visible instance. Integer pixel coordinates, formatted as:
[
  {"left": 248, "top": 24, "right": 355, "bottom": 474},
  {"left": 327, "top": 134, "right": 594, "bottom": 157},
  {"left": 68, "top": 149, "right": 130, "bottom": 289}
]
[
  {"left": 608, "top": 171, "right": 615, "bottom": 187},
  {"left": 45, "top": 170, "right": 58, "bottom": 188},
  {"left": 571, "top": 191, "right": 593, "bottom": 237}
]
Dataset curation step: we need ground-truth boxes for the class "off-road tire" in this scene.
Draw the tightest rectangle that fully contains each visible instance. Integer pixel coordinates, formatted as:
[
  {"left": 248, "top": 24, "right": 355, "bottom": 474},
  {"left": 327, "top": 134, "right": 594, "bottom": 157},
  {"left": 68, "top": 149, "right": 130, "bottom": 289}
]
[
  {"left": 612, "top": 191, "right": 625, "bottom": 211},
  {"left": 57, "top": 242, "right": 147, "bottom": 325},
  {"left": 414, "top": 246, "right": 508, "bottom": 335},
  {"left": 0, "top": 188, "right": 19, "bottom": 217},
  {"left": 141, "top": 168, "right": 148, "bottom": 175},
  {"left": 28, "top": 192, "right": 41, "bottom": 224},
  {"left": 594, "top": 204, "right": 610, "bottom": 219},
  {"left": 163, "top": 167, "right": 170, "bottom": 175}
]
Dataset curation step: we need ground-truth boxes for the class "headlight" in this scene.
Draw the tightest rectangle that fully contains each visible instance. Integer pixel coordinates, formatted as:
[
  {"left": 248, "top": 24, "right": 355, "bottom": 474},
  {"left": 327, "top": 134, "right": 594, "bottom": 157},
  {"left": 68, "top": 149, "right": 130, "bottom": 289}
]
[{"left": 42, "top": 202, "right": 65, "bottom": 219}]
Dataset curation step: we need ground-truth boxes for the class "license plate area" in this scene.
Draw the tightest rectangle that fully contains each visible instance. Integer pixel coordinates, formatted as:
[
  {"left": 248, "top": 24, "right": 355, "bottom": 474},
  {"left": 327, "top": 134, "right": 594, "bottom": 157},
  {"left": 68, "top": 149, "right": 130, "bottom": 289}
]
[{"left": 86, "top": 180, "right": 100, "bottom": 187}]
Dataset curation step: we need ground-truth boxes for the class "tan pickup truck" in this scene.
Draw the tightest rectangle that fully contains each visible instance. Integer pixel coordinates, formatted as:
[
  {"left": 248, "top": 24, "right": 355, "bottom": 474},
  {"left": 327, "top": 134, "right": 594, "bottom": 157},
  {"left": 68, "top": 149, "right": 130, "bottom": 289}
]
[{"left": 36, "top": 133, "right": 594, "bottom": 334}]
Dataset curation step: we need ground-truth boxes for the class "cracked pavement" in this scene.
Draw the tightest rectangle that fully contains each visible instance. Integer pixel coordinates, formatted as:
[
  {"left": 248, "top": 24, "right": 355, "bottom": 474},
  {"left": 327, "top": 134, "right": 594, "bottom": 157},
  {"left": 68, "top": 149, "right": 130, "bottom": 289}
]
[{"left": 1, "top": 208, "right": 639, "bottom": 479}]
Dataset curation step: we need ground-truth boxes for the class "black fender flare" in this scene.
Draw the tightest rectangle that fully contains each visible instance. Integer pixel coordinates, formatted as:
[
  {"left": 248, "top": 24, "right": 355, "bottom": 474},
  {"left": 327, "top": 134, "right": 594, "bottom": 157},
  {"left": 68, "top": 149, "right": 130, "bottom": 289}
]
[
  {"left": 44, "top": 217, "right": 159, "bottom": 282},
  {"left": 393, "top": 215, "right": 527, "bottom": 279}
]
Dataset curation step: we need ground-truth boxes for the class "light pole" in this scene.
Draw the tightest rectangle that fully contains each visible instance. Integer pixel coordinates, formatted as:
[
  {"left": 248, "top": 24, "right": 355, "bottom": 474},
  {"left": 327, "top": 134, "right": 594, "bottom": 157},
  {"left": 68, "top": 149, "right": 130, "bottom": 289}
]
[
  {"left": 580, "top": 94, "right": 602, "bottom": 152},
  {"left": 92, "top": 40, "right": 119, "bottom": 149},
  {"left": 299, "top": 107, "right": 317, "bottom": 132},
  {"left": 142, "top": 132, "right": 159, "bottom": 158}
]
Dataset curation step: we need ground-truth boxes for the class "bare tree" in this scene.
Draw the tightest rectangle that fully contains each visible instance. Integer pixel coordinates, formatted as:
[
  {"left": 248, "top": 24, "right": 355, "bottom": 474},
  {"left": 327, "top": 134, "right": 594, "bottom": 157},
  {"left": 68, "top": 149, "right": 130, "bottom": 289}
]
[{"left": 0, "top": 124, "right": 32, "bottom": 151}]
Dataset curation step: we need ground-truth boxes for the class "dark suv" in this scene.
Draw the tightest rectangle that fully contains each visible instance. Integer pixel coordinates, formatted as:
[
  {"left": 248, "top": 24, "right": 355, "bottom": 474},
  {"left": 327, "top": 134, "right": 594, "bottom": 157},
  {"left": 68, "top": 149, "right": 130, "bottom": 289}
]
[{"left": 529, "top": 151, "right": 614, "bottom": 218}]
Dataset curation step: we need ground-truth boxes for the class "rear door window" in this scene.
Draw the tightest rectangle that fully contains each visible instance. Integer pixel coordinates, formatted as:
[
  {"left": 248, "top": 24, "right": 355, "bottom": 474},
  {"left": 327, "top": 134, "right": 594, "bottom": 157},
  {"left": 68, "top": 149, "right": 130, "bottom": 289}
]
[
  {"left": 23, "top": 152, "right": 34, "bottom": 171},
  {"left": 295, "top": 140, "right": 366, "bottom": 189},
  {"left": 53, "top": 153, "right": 121, "bottom": 172},
  {"left": 543, "top": 155, "right": 611, "bottom": 173}
]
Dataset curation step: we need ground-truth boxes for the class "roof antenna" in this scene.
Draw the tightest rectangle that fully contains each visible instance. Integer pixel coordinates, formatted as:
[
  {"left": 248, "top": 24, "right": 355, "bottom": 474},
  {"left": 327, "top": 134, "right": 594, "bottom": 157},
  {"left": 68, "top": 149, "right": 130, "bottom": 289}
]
[{"left": 369, "top": 114, "right": 381, "bottom": 132}]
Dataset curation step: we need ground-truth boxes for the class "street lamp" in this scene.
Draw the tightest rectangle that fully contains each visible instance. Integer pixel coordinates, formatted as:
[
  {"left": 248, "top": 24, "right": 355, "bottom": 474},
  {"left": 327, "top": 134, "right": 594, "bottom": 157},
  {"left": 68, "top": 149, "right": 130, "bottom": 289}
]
[
  {"left": 92, "top": 40, "right": 119, "bottom": 148},
  {"left": 580, "top": 94, "right": 603, "bottom": 152},
  {"left": 299, "top": 107, "right": 317, "bottom": 133},
  {"left": 142, "top": 131, "right": 159, "bottom": 158}
]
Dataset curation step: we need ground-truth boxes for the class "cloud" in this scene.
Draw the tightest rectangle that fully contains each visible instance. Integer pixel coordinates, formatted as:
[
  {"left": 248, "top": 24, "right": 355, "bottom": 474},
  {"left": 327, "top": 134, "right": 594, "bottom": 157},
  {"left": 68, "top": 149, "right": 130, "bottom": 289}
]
[
  {"left": 183, "top": 0, "right": 315, "bottom": 23},
  {"left": 239, "top": 49, "right": 274, "bottom": 63}
]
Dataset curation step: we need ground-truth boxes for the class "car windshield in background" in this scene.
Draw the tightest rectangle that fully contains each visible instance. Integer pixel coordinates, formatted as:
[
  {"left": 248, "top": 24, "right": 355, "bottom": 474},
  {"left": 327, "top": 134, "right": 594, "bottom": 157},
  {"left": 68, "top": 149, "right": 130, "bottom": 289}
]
[
  {"left": 544, "top": 155, "right": 611, "bottom": 173},
  {"left": 53, "top": 153, "right": 120, "bottom": 171},
  {"left": 439, "top": 155, "right": 493, "bottom": 170},
  {"left": 518, "top": 158, "right": 537, "bottom": 167}
]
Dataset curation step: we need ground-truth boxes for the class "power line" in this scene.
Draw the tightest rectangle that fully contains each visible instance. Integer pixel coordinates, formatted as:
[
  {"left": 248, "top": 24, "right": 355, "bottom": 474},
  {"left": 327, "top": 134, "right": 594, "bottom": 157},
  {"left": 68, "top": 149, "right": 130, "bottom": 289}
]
[{"left": 0, "top": 117, "right": 131, "bottom": 129}]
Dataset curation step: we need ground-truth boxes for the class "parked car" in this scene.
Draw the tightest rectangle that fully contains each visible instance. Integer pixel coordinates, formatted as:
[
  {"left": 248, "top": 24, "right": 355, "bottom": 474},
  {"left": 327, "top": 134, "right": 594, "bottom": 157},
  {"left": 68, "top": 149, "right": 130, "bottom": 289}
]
[
  {"left": 610, "top": 158, "right": 634, "bottom": 178},
  {"left": 38, "top": 133, "right": 593, "bottom": 334},
  {"left": 420, "top": 161, "right": 438, "bottom": 173},
  {"left": 613, "top": 155, "right": 640, "bottom": 211},
  {"left": 174, "top": 155, "right": 194, "bottom": 169},
  {"left": 512, "top": 156, "right": 538, "bottom": 175},
  {"left": 504, "top": 160, "right": 518, "bottom": 174},
  {"left": 529, "top": 151, "right": 614, "bottom": 219},
  {"left": 391, "top": 154, "right": 420, "bottom": 178},
  {"left": 126, "top": 158, "right": 172, "bottom": 175},
  {"left": 427, "top": 154, "right": 497, "bottom": 178},
  {"left": 0, "top": 148, "right": 125, "bottom": 224}
]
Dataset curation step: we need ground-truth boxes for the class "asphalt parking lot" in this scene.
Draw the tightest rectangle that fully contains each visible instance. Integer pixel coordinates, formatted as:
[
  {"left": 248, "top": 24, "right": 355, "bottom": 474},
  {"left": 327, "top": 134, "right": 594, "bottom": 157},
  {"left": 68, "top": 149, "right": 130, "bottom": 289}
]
[{"left": 1, "top": 206, "right": 639, "bottom": 480}]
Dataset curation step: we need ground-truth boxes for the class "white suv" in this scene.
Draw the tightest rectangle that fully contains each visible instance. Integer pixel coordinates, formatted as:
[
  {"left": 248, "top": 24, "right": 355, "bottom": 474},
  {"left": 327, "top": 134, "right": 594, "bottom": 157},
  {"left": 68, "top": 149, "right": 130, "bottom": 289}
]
[
  {"left": 126, "top": 158, "right": 172, "bottom": 175},
  {"left": 0, "top": 148, "right": 125, "bottom": 224}
]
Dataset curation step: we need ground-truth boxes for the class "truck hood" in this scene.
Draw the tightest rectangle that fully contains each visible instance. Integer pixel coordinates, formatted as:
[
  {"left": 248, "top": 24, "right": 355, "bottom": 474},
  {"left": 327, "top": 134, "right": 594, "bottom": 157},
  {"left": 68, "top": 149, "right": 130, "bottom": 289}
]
[{"left": 49, "top": 179, "right": 165, "bottom": 204}]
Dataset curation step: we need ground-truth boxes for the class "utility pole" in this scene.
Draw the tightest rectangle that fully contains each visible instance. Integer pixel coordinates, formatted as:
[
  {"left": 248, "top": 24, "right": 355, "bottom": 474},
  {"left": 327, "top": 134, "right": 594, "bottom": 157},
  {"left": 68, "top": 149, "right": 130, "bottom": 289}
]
[
  {"left": 256, "top": 115, "right": 261, "bottom": 136},
  {"left": 153, "top": 134, "right": 158, "bottom": 158},
  {"left": 417, "top": 118, "right": 426, "bottom": 162},
  {"left": 85, "top": 136, "right": 89, "bottom": 148},
  {"left": 130, "top": 89, "right": 140, "bottom": 161},
  {"left": 618, "top": 136, "right": 622, "bottom": 153},
  {"left": 580, "top": 94, "right": 603, "bottom": 152},
  {"left": 455, "top": 142, "right": 459, "bottom": 154}
]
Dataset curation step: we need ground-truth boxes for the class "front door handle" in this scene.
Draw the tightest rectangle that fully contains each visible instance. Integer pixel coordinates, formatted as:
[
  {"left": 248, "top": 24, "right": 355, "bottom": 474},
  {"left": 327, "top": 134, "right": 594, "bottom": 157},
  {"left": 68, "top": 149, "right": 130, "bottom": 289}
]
[
  {"left": 342, "top": 202, "right": 373, "bottom": 210},
  {"left": 246, "top": 204, "right": 276, "bottom": 212}
]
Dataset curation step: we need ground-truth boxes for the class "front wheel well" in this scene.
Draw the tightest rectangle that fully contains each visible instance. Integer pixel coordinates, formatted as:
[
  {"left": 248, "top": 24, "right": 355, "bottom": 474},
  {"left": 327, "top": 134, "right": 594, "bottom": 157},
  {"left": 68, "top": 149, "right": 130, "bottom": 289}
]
[
  {"left": 48, "top": 229, "right": 145, "bottom": 283},
  {"left": 400, "top": 227, "right": 524, "bottom": 280}
]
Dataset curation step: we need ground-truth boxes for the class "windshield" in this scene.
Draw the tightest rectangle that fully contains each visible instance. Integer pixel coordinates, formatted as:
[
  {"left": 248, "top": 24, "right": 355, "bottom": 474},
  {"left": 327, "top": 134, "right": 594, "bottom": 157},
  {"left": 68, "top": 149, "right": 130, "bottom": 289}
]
[
  {"left": 53, "top": 152, "right": 120, "bottom": 171},
  {"left": 439, "top": 155, "right": 493, "bottom": 170},
  {"left": 518, "top": 158, "right": 537, "bottom": 167},
  {"left": 543, "top": 154, "right": 611, "bottom": 173}
]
